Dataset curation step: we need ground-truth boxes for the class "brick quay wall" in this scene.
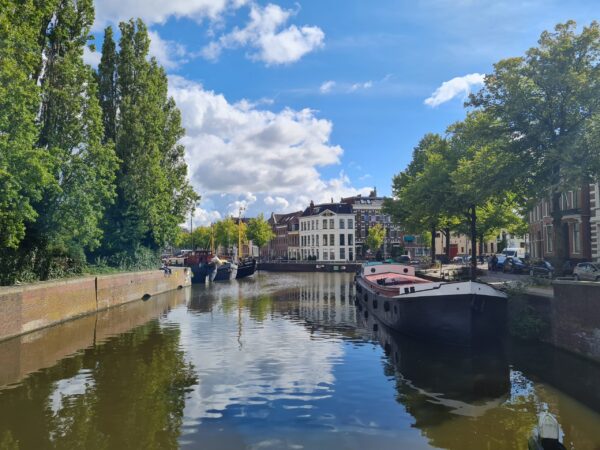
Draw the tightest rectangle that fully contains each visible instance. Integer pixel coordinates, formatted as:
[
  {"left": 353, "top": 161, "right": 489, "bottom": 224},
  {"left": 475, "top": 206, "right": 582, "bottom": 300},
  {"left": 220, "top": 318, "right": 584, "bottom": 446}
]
[
  {"left": 0, "top": 268, "right": 191, "bottom": 342},
  {"left": 519, "top": 280, "right": 600, "bottom": 363}
]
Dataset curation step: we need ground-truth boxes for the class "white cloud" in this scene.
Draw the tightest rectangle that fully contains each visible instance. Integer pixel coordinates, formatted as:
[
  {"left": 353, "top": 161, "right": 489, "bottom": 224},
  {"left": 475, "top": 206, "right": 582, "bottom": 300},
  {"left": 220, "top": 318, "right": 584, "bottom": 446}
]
[
  {"left": 424, "top": 73, "right": 485, "bottom": 107},
  {"left": 94, "top": 0, "right": 248, "bottom": 29},
  {"left": 350, "top": 81, "right": 372, "bottom": 92},
  {"left": 194, "top": 207, "right": 222, "bottom": 226},
  {"left": 148, "top": 30, "right": 188, "bottom": 69},
  {"left": 83, "top": 46, "right": 101, "bottom": 67},
  {"left": 264, "top": 196, "right": 289, "bottom": 210},
  {"left": 168, "top": 75, "right": 371, "bottom": 218},
  {"left": 202, "top": 3, "right": 324, "bottom": 65},
  {"left": 319, "top": 80, "right": 336, "bottom": 94}
]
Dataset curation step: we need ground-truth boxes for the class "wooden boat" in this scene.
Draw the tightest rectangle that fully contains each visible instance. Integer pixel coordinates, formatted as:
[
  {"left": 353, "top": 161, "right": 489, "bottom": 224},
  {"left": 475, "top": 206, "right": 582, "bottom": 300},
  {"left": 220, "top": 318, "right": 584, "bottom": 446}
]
[
  {"left": 355, "top": 262, "right": 507, "bottom": 346},
  {"left": 235, "top": 258, "right": 257, "bottom": 279}
]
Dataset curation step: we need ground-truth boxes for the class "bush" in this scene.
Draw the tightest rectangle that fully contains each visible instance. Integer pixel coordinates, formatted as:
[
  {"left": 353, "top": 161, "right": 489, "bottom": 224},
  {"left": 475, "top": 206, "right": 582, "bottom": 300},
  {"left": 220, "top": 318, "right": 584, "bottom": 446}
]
[{"left": 107, "top": 245, "right": 160, "bottom": 271}]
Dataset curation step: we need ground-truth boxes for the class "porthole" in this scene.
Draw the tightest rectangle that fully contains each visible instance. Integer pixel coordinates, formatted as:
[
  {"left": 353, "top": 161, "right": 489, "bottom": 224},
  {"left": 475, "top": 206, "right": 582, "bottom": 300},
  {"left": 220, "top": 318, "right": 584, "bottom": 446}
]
[
  {"left": 403, "top": 268, "right": 408, "bottom": 273},
  {"left": 371, "top": 268, "right": 376, "bottom": 273}
]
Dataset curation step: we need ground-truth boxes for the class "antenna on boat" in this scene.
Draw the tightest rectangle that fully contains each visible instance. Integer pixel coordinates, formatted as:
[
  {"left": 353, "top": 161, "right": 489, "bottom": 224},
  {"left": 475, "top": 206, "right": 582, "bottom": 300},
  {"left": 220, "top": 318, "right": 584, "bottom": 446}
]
[{"left": 238, "top": 206, "right": 245, "bottom": 261}]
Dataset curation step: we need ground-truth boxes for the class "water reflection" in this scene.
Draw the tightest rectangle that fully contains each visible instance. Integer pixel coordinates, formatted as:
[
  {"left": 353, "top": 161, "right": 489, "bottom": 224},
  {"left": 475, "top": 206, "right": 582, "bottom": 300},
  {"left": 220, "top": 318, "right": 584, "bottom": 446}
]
[{"left": 0, "top": 273, "right": 599, "bottom": 450}]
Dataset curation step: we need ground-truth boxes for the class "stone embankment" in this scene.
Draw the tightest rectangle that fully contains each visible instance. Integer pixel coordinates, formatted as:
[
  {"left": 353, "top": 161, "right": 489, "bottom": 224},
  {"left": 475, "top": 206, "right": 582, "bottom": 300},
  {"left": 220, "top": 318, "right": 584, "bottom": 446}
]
[{"left": 0, "top": 268, "right": 191, "bottom": 342}]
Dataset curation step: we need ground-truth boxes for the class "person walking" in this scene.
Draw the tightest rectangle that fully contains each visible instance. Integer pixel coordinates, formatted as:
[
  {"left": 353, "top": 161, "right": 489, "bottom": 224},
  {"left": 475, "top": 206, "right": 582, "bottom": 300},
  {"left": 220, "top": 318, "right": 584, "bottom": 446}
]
[{"left": 491, "top": 254, "right": 498, "bottom": 272}]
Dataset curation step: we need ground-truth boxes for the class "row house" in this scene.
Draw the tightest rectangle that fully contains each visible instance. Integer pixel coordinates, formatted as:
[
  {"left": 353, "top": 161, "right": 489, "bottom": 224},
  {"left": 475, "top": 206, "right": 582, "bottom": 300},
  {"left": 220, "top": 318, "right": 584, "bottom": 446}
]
[
  {"left": 262, "top": 211, "right": 302, "bottom": 260},
  {"left": 341, "top": 190, "right": 427, "bottom": 259},
  {"left": 528, "top": 184, "right": 598, "bottom": 262},
  {"left": 299, "top": 202, "right": 356, "bottom": 262}
]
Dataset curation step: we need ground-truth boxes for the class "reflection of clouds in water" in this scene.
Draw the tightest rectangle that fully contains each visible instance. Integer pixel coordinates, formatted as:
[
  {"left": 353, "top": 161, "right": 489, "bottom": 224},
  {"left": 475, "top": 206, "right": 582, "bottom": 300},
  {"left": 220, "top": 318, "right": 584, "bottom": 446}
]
[
  {"left": 49, "top": 369, "right": 94, "bottom": 415},
  {"left": 168, "top": 304, "right": 344, "bottom": 423}
]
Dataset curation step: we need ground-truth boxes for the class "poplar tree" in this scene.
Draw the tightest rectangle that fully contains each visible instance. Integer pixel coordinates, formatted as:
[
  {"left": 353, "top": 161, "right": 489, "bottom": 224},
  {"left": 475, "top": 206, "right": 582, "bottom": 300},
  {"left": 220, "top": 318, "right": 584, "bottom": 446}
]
[
  {"left": 33, "top": 0, "right": 118, "bottom": 272},
  {"left": 100, "top": 19, "right": 198, "bottom": 255},
  {"left": 0, "top": 0, "right": 52, "bottom": 250}
]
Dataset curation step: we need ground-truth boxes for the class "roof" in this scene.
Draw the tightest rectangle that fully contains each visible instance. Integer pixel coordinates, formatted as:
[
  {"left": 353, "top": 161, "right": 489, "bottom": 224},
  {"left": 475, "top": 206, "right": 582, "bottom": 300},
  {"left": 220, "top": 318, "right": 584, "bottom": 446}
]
[
  {"left": 271, "top": 210, "right": 302, "bottom": 225},
  {"left": 301, "top": 203, "right": 353, "bottom": 217}
]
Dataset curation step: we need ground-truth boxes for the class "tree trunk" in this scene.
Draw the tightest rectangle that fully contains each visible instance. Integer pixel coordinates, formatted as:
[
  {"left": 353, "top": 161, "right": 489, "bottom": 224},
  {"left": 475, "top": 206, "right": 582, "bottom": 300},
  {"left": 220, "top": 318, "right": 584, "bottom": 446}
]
[
  {"left": 470, "top": 206, "right": 477, "bottom": 281},
  {"left": 444, "top": 227, "right": 450, "bottom": 257},
  {"left": 550, "top": 191, "right": 567, "bottom": 271},
  {"left": 479, "top": 233, "right": 484, "bottom": 256},
  {"left": 430, "top": 223, "right": 436, "bottom": 267}
]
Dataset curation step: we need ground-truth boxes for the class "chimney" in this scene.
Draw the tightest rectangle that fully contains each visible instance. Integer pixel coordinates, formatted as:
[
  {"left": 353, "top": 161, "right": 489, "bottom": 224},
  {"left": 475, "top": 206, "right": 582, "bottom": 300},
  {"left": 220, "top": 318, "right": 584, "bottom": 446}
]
[{"left": 309, "top": 200, "right": 314, "bottom": 214}]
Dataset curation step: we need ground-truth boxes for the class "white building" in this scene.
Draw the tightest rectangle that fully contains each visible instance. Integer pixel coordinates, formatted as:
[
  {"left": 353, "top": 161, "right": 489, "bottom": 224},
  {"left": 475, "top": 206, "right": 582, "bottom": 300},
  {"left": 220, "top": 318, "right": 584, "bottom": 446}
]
[{"left": 299, "top": 202, "right": 356, "bottom": 262}]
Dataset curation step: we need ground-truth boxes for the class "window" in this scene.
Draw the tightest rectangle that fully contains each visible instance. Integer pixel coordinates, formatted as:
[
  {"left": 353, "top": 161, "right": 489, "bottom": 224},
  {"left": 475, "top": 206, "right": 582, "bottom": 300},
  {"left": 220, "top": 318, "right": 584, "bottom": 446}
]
[
  {"left": 316, "top": 235, "right": 320, "bottom": 246},
  {"left": 573, "top": 223, "right": 581, "bottom": 253},
  {"left": 330, "top": 234, "right": 335, "bottom": 246},
  {"left": 339, "top": 219, "right": 345, "bottom": 229},
  {"left": 329, "top": 219, "right": 334, "bottom": 228},
  {"left": 323, "top": 219, "right": 327, "bottom": 229},
  {"left": 546, "top": 225, "right": 553, "bottom": 253},
  {"left": 323, "top": 234, "right": 328, "bottom": 246},
  {"left": 323, "top": 251, "right": 328, "bottom": 260},
  {"left": 348, "top": 218, "right": 353, "bottom": 229},
  {"left": 340, "top": 248, "right": 346, "bottom": 260},
  {"left": 311, "top": 235, "right": 314, "bottom": 246},
  {"left": 340, "top": 234, "right": 345, "bottom": 246},
  {"left": 316, "top": 249, "right": 319, "bottom": 260},
  {"left": 349, "top": 248, "right": 353, "bottom": 261},
  {"left": 330, "top": 251, "right": 334, "bottom": 260},
  {"left": 348, "top": 234, "right": 353, "bottom": 246}
]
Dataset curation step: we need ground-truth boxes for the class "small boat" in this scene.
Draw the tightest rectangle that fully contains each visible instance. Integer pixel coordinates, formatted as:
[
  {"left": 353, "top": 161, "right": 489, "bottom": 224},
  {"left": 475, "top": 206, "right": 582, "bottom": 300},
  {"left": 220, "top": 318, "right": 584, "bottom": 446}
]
[
  {"left": 528, "top": 412, "right": 567, "bottom": 450},
  {"left": 235, "top": 258, "right": 257, "bottom": 279},
  {"left": 355, "top": 262, "right": 507, "bottom": 345},
  {"left": 208, "top": 257, "right": 238, "bottom": 282}
]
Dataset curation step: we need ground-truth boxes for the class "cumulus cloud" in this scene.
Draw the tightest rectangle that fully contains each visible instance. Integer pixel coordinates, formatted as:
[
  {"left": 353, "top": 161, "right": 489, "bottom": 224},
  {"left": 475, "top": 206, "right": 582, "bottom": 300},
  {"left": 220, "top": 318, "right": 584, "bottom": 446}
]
[
  {"left": 424, "top": 73, "right": 485, "bottom": 107},
  {"left": 319, "top": 80, "right": 335, "bottom": 94},
  {"left": 168, "top": 76, "right": 371, "bottom": 218},
  {"left": 147, "top": 30, "right": 188, "bottom": 69},
  {"left": 94, "top": 0, "right": 248, "bottom": 29},
  {"left": 202, "top": 3, "right": 324, "bottom": 65}
]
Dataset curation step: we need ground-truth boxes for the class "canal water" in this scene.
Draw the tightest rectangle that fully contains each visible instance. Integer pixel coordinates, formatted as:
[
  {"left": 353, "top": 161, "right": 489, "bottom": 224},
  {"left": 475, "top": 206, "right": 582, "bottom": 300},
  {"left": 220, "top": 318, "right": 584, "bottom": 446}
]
[{"left": 0, "top": 273, "right": 599, "bottom": 449}]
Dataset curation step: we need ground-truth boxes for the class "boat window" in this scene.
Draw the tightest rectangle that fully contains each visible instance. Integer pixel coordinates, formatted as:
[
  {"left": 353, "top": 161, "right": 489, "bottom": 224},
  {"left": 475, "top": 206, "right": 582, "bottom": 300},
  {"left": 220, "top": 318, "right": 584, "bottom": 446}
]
[
  {"left": 373, "top": 300, "right": 378, "bottom": 309},
  {"left": 384, "top": 301, "right": 390, "bottom": 312}
]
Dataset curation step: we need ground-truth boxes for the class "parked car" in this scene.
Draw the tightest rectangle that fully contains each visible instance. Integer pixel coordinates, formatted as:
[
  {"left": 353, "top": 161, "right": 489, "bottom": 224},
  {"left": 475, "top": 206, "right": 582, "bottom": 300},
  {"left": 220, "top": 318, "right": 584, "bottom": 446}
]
[
  {"left": 435, "top": 254, "right": 451, "bottom": 264},
  {"left": 452, "top": 256, "right": 467, "bottom": 265},
  {"left": 502, "top": 256, "right": 529, "bottom": 274},
  {"left": 529, "top": 260, "right": 554, "bottom": 279},
  {"left": 573, "top": 262, "right": 600, "bottom": 281}
]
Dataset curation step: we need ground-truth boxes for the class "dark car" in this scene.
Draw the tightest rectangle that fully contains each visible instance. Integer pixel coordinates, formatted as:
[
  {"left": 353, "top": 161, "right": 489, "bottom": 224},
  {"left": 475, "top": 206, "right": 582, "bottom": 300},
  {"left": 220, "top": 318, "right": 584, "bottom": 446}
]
[
  {"left": 488, "top": 254, "right": 506, "bottom": 271},
  {"left": 502, "top": 256, "right": 529, "bottom": 274},
  {"left": 529, "top": 260, "right": 554, "bottom": 278}
]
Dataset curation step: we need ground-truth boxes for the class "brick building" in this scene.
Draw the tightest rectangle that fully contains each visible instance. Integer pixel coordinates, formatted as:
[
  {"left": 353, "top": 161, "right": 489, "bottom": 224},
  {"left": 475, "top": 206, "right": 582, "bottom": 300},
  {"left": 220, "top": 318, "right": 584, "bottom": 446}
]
[
  {"left": 528, "top": 184, "right": 597, "bottom": 262},
  {"left": 341, "top": 190, "right": 427, "bottom": 259},
  {"left": 262, "top": 211, "right": 302, "bottom": 260}
]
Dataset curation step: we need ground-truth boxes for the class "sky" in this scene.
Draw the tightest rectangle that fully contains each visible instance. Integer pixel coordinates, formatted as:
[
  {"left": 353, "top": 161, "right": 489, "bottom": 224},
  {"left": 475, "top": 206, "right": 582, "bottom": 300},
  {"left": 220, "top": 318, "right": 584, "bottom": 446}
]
[{"left": 87, "top": 0, "right": 597, "bottom": 225}]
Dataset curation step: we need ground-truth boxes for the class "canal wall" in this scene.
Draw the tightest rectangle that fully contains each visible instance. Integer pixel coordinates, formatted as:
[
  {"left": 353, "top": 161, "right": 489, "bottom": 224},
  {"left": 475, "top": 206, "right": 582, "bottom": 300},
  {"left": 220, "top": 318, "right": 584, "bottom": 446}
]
[
  {"left": 518, "top": 280, "right": 600, "bottom": 364},
  {"left": 258, "top": 262, "right": 361, "bottom": 273},
  {"left": 0, "top": 288, "right": 188, "bottom": 388},
  {"left": 0, "top": 268, "right": 191, "bottom": 342}
]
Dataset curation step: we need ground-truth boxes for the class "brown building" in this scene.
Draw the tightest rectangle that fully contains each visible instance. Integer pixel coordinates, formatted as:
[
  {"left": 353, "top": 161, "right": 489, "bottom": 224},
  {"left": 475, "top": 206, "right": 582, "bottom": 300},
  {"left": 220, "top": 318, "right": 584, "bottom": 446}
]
[
  {"left": 341, "top": 190, "right": 428, "bottom": 259},
  {"left": 262, "top": 211, "right": 302, "bottom": 260},
  {"left": 528, "top": 184, "right": 597, "bottom": 263}
]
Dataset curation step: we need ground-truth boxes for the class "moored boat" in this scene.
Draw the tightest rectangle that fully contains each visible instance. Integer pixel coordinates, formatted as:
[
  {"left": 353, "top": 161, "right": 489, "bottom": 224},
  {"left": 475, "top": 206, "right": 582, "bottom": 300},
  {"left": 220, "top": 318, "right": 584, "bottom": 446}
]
[
  {"left": 355, "top": 262, "right": 507, "bottom": 345},
  {"left": 235, "top": 258, "right": 257, "bottom": 279}
]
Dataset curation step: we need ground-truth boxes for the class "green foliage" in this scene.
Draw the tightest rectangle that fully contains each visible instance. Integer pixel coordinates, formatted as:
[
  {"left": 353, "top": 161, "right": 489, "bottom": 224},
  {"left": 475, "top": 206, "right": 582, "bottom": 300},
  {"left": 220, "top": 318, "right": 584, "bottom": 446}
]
[
  {"left": 214, "top": 217, "right": 238, "bottom": 251},
  {"left": 101, "top": 19, "right": 199, "bottom": 255},
  {"left": 246, "top": 214, "right": 275, "bottom": 249},
  {"left": 365, "top": 223, "right": 385, "bottom": 252},
  {"left": 0, "top": 4, "right": 198, "bottom": 285},
  {"left": 176, "top": 226, "right": 212, "bottom": 250}
]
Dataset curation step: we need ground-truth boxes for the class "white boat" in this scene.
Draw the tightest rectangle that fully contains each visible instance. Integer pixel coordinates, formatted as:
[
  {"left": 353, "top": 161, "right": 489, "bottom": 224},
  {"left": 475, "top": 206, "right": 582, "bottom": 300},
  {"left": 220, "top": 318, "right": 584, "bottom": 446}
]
[{"left": 355, "top": 262, "right": 507, "bottom": 345}]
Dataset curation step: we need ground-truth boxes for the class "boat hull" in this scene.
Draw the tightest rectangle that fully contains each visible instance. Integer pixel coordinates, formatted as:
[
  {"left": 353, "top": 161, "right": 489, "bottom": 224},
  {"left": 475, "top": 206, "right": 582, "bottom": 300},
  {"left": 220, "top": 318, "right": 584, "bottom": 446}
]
[
  {"left": 211, "top": 262, "right": 238, "bottom": 282},
  {"left": 356, "top": 278, "right": 507, "bottom": 346},
  {"left": 236, "top": 259, "right": 257, "bottom": 279}
]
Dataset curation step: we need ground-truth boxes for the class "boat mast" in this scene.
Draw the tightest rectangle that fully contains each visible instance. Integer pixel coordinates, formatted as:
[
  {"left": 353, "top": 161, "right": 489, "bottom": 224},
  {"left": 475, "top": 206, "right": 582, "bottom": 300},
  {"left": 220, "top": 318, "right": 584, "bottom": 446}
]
[
  {"left": 210, "top": 223, "right": 215, "bottom": 254},
  {"left": 238, "top": 206, "right": 245, "bottom": 261}
]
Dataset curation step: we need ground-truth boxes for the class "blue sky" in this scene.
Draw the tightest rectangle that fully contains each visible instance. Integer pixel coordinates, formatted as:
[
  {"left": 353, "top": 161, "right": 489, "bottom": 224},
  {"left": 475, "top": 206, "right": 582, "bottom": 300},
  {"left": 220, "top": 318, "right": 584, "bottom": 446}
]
[{"left": 89, "top": 0, "right": 597, "bottom": 224}]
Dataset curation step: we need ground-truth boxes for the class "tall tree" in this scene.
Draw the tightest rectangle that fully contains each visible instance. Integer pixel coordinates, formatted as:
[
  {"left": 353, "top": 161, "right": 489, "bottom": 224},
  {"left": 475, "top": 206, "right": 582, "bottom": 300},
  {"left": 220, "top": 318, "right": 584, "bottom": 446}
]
[
  {"left": 101, "top": 19, "right": 198, "bottom": 255},
  {"left": 33, "top": 0, "right": 118, "bottom": 274},
  {"left": 0, "top": 0, "right": 53, "bottom": 251},
  {"left": 214, "top": 218, "right": 237, "bottom": 252},
  {"left": 246, "top": 214, "right": 275, "bottom": 255},
  {"left": 469, "top": 21, "right": 600, "bottom": 265},
  {"left": 97, "top": 25, "right": 118, "bottom": 144}
]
